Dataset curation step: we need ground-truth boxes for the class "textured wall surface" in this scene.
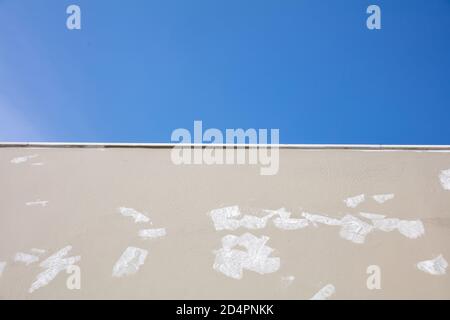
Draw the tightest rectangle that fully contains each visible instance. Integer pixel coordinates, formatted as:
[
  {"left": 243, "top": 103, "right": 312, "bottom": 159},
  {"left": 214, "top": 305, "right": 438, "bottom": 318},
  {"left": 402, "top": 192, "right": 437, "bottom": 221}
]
[{"left": 0, "top": 146, "right": 449, "bottom": 299}]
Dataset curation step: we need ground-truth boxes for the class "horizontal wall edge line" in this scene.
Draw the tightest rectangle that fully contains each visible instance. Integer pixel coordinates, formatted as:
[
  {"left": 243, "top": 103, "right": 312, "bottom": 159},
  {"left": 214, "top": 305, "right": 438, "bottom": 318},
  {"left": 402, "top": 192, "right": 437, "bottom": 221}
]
[{"left": 1, "top": 142, "right": 450, "bottom": 150}]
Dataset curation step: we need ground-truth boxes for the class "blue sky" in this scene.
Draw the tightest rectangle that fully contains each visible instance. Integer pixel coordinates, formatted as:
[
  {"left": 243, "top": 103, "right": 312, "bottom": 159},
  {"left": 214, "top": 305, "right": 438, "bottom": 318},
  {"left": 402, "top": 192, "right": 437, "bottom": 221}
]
[{"left": 0, "top": 0, "right": 449, "bottom": 144}]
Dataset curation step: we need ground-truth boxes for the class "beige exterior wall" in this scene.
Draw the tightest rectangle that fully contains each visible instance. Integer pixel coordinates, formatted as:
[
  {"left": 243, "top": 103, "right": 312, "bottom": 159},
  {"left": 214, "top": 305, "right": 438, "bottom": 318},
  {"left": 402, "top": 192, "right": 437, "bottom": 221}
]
[{"left": 0, "top": 145, "right": 449, "bottom": 299}]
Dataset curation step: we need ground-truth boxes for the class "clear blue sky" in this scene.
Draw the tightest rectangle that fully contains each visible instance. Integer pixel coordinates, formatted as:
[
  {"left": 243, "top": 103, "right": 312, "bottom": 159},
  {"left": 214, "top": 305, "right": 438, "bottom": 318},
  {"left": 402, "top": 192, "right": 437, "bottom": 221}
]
[{"left": 0, "top": 0, "right": 449, "bottom": 144}]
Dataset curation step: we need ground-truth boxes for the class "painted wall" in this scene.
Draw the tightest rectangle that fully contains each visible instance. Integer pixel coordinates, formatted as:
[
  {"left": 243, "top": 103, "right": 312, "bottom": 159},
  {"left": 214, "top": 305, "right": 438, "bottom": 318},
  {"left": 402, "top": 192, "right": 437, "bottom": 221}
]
[{"left": 0, "top": 146, "right": 449, "bottom": 299}]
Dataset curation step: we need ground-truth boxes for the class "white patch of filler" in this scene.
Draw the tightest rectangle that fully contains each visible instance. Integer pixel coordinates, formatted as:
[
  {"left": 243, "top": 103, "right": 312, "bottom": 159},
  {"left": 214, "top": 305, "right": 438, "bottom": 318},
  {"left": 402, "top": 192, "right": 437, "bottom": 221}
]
[
  {"left": 210, "top": 206, "right": 276, "bottom": 231},
  {"left": 396, "top": 220, "right": 425, "bottom": 239},
  {"left": 118, "top": 207, "right": 150, "bottom": 223},
  {"left": 359, "top": 212, "right": 386, "bottom": 220},
  {"left": 213, "top": 233, "right": 280, "bottom": 280},
  {"left": 439, "top": 169, "right": 450, "bottom": 190},
  {"left": 10, "top": 154, "right": 38, "bottom": 164},
  {"left": 271, "top": 210, "right": 424, "bottom": 244},
  {"left": 372, "top": 194, "right": 395, "bottom": 204},
  {"left": 29, "top": 246, "right": 80, "bottom": 293},
  {"left": 14, "top": 252, "right": 39, "bottom": 265},
  {"left": 371, "top": 218, "right": 425, "bottom": 239},
  {"left": 339, "top": 215, "right": 374, "bottom": 244},
  {"left": 209, "top": 206, "right": 425, "bottom": 245},
  {"left": 112, "top": 247, "right": 148, "bottom": 277},
  {"left": 302, "top": 212, "right": 342, "bottom": 226},
  {"left": 138, "top": 228, "right": 166, "bottom": 239},
  {"left": 275, "top": 211, "right": 374, "bottom": 245},
  {"left": 26, "top": 200, "right": 49, "bottom": 207},
  {"left": 343, "top": 194, "right": 365, "bottom": 208},
  {"left": 310, "top": 284, "right": 336, "bottom": 300},
  {"left": 281, "top": 275, "right": 295, "bottom": 286},
  {"left": 371, "top": 218, "right": 399, "bottom": 232},
  {"left": 269, "top": 208, "right": 309, "bottom": 230},
  {"left": 0, "top": 262, "right": 6, "bottom": 277},
  {"left": 417, "top": 255, "right": 448, "bottom": 275}
]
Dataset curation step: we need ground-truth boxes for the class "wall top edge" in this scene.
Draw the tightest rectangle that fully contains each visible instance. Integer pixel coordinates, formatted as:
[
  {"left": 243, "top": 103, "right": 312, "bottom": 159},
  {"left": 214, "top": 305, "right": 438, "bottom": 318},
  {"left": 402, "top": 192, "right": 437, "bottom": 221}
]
[{"left": 1, "top": 142, "right": 450, "bottom": 150}]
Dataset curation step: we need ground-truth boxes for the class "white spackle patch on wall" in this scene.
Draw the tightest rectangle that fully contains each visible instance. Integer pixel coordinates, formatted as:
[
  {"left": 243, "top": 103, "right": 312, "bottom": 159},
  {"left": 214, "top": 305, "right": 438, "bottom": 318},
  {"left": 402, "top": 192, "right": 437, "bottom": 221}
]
[
  {"left": 10, "top": 154, "right": 38, "bottom": 164},
  {"left": 210, "top": 206, "right": 276, "bottom": 231},
  {"left": 343, "top": 194, "right": 365, "bottom": 208},
  {"left": 14, "top": 252, "right": 39, "bottom": 266},
  {"left": 0, "top": 262, "right": 6, "bottom": 277},
  {"left": 396, "top": 220, "right": 425, "bottom": 239},
  {"left": 359, "top": 212, "right": 386, "bottom": 220},
  {"left": 281, "top": 275, "right": 295, "bottom": 286},
  {"left": 371, "top": 218, "right": 425, "bottom": 239},
  {"left": 210, "top": 206, "right": 424, "bottom": 244},
  {"left": 372, "top": 193, "right": 395, "bottom": 204},
  {"left": 302, "top": 212, "right": 342, "bottom": 226},
  {"left": 310, "top": 284, "right": 336, "bottom": 300},
  {"left": 439, "top": 169, "right": 450, "bottom": 190},
  {"left": 417, "top": 255, "right": 448, "bottom": 275},
  {"left": 112, "top": 247, "right": 148, "bottom": 277},
  {"left": 138, "top": 228, "right": 166, "bottom": 239},
  {"left": 299, "top": 211, "right": 424, "bottom": 244},
  {"left": 339, "top": 215, "right": 374, "bottom": 244},
  {"left": 213, "top": 233, "right": 280, "bottom": 280},
  {"left": 25, "top": 200, "right": 49, "bottom": 207},
  {"left": 269, "top": 208, "right": 309, "bottom": 230},
  {"left": 210, "top": 206, "right": 240, "bottom": 230},
  {"left": 29, "top": 245, "right": 80, "bottom": 293},
  {"left": 118, "top": 207, "right": 150, "bottom": 223}
]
